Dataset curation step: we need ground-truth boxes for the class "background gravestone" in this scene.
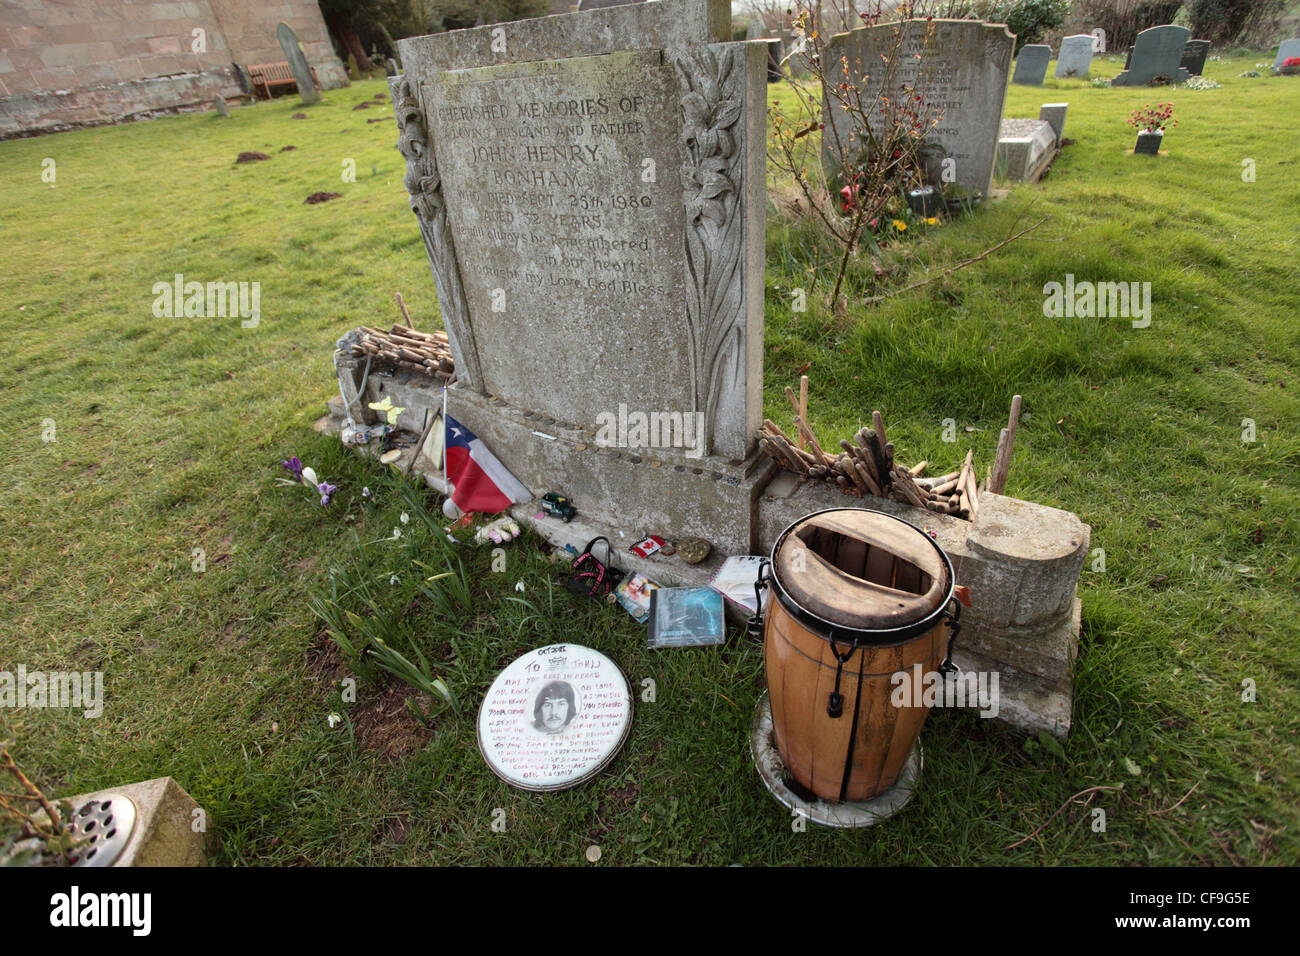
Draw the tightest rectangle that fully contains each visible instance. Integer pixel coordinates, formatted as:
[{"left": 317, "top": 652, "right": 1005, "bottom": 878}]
[
  {"left": 1275, "top": 38, "right": 1300, "bottom": 69},
  {"left": 1012, "top": 44, "right": 1051, "bottom": 85},
  {"left": 824, "top": 19, "right": 1015, "bottom": 197},
  {"left": 277, "top": 21, "right": 321, "bottom": 105},
  {"left": 1055, "top": 35, "right": 1094, "bottom": 77},
  {"left": 386, "top": 0, "right": 768, "bottom": 553},
  {"left": 1090, "top": 28, "right": 1106, "bottom": 53},
  {"left": 1112, "top": 25, "right": 1191, "bottom": 86},
  {"left": 1180, "top": 39, "right": 1210, "bottom": 76}
]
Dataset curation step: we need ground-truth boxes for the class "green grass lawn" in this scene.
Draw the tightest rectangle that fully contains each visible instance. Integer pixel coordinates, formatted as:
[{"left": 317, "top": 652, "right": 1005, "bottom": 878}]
[{"left": 0, "top": 51, "right": 1296, "bottom": 866}]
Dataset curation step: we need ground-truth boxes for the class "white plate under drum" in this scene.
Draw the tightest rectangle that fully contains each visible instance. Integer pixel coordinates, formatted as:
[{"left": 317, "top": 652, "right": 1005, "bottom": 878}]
[
  {"left": 477, "top": 644, "right": 633, "bottom": 792},
  {"left": 750, "top": 692, "right": 921, "bottom": 828}
]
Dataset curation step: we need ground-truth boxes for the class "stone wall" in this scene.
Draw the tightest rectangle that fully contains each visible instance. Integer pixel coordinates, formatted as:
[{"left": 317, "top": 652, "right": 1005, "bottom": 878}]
[{"left": 0, "top": 0, "right": 348, "bottom": 138}]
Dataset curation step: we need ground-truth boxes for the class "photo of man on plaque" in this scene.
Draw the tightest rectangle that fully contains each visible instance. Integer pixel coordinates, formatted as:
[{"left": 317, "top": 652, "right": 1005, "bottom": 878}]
[{"left": 532, "top": 680, "right": 577, "bottom": 734}]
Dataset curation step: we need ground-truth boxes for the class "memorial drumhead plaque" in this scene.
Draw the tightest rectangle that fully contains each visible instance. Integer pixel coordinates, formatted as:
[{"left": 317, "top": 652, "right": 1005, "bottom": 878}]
[{"left": 477, "top": 644, "right": 633, "bottom": 792}]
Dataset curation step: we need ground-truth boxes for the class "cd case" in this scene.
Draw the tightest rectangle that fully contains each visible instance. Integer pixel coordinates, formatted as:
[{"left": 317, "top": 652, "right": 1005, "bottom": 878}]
[{"left": 647, "top": 587, "right": 726, "bottom": 648}]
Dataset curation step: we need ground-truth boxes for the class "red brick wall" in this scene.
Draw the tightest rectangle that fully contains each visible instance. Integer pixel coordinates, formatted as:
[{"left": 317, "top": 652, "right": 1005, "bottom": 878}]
[{"left": 1, "top": 0, "right": 348, "bottom": 135}]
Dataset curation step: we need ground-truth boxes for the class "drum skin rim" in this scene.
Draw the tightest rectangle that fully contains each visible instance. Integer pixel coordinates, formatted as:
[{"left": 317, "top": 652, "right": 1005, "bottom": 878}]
[{"left": 769, "top": 507, "right": 955, "bottom": 647}]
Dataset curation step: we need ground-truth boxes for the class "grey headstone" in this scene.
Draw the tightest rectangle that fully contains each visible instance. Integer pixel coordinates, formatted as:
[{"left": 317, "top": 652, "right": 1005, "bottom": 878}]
[
  {"left": 1055, "top": 35, "right": 1093, "bottom": 78},
  {"left": 276, "top": 22, "right": 321, "bottom": 105},
  {"left": 824, "top": 19, "right": 1015, "bottom": 196},
  {"left": 746, "top": 16, "right": 763, "bottom": 41},
  {"left": 1112, "top": 25, "right": 1191, "bottom": 86},
  {"left": 1275, "top": 38, "right": 1300, "bottom": 69},
  {"left": 1012, "top": 44, "right": 1051, "bottom": 85},
  {"left": 1180, "top": 39, "right": 1210, "bottom": 76},
  {"left": 1090, "top": 28, "right": 1106, "bottom": 54},
  {"left": 1039, "top": 102, "right": 1067, "bottom": 143},
  {"left": 213, "top": 95, "right": 229, "bottom": 117},
  {"left": 391, "top": 0, "right": 763, "bottom": 463}
]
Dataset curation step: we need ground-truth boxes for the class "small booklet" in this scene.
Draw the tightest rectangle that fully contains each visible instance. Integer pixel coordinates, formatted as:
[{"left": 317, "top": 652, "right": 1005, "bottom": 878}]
[
  {"left": 615, "top": 572, "right": 659, "bottom": 624},
  {"left": 708, "top": 555, "right": 770, "bottom": 615},
  {"left": 647, "top": 587, "right": 726, "bottom": 648}
]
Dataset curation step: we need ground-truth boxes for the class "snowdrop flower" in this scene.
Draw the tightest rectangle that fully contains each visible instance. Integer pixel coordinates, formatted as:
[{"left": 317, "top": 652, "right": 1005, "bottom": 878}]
[
  {"left": 362, "top": 487, "right": 372, "bottom": 498},
  {"left": 389, "top": 574, "right": 400, "bottom": 585},
  {"left": 515, "top": 581, "right": 526, "bottom": 592},
  {"left": 400, "top": 512, "right": 410, "bottom": 525},
  {"left": 391, "top": 528, "right": 402, "bottom": 540},
  {"left": 327, "top": 712, "right": 342, "bottom": 728}
]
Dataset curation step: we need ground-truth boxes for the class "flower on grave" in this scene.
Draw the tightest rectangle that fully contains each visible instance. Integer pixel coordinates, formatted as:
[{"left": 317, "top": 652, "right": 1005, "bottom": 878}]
[
  {"left": 893, "top": 219, "right": 907, "bottom": 232},
  {"left": 362, "top": 487, "right": 372, "bottom": 498},
  {"left": 300, "top": 465, "right": 319, "bottom": 488},
  {"left": 281, "top": 456, "right": 305, "bottom": 482},
  {"left": 368, "top": 396, "right": 404, "bottom": 425},
  {"left": 317, "top": 480, "right": 336, "bottom": 507},
  {"left": 391, "top": 528, "right": 402, "bottom": 540},
  {"left": 400, "top": 512, "right": 409, "bottom": 525},
  {"left": 515, "top": 581, "right": 526, "bottom": 592},
  {"left": 327, "top": 712, "right": 342, "bottom": 728},
  {"left": 389, "top": 574, "right": 400, "bottom": 586}
]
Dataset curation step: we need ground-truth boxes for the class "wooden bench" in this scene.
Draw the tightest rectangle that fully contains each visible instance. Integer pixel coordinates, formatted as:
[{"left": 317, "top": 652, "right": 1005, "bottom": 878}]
[{"left": 246, "top": 62, "right": 320, "bottom": 99}]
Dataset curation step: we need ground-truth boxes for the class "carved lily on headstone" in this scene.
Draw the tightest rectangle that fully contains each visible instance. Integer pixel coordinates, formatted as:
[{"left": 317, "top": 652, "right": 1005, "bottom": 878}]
[
  {"left": 673, "top": 48, "right": 747, "bottom": 451},
  {"left": 677, "top": 64, "right": 742, "bottom": 235}
]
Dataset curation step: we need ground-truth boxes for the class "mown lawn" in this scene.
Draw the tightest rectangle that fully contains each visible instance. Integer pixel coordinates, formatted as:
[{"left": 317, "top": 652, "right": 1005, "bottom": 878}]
[{"left": 0, "top": 51, "right": 1296, "bottom": 866}]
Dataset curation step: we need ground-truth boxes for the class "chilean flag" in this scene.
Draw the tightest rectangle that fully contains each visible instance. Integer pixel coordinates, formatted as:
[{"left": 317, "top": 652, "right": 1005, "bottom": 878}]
[{"left": 445, "top": 415, "right": 531, "bottom": 515}]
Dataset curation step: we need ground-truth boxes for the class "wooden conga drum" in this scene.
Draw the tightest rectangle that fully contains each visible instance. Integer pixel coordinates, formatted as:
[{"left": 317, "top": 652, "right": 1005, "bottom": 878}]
[{"left": 764, "top": 509, "right": 959, "bottom": 803}]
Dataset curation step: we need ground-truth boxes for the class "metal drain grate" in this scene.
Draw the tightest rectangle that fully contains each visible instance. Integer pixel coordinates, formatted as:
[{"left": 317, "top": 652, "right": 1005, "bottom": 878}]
[{"left": 67, "top": 794, "right": 137, "bottom": 867}]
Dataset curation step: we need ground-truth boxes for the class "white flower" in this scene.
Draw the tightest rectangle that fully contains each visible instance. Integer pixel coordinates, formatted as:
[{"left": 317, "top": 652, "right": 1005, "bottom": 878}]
[
  {"left": 391, "top": 528, "right": 402, "bottom": 540},
  {"left": 389, "top": 574, "right": 400, "bottom": 585},
  {"left": 400, "top": 512, "right": 410, "bottom": 524},
  {"left": 300, "top": 466, "right": 319, "bottom": 488},
  {"left": 327, "top": 712, "right": 342, "bottom": 728},
  {"left": 515, "top": 581, "right": 526, "bottom": 592},
  {"left": 362, "top": 487, "right": 372, "bottom": 498}
]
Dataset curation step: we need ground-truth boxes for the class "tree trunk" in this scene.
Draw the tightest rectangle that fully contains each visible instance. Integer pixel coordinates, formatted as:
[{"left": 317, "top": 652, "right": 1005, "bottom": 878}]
[{"left": 324, "top": 13, "right": 373, "bottom": 77}]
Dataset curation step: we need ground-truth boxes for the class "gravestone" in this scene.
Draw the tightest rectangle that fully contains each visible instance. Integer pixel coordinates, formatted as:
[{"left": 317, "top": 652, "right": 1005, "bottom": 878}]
[
  {"left": 1090, "top": 28, "right": 1106, "bottom": 54},
  {"left": 1039, "top": 102, "right": 1068, "bottom": 143},
  {"left": 276, "top": 22, "right": 321, "bottom": 105},
  {"left": 1112, "top": 25, "right": 1191, "bottom": 86},
  {"left": 1055, "top": 35, "right": 1094, "bottom": 77},
  {"left": 1275, "top": 38, "right": 1300, "bottom": 69},
  {"left": 1180, "top": 39, "right": 1210, "bottom": 76},
  {"left": 386, "top": 0, "right": 768, "bottom": 554},
  {"left": 824, "top": 19, "right": 1015, "bottom": 196},
  {"left": 1012, "top": 44, "right": 1051, "bottom": 85},
  {"left": 213, "top": 95, "right": 229, "bottom": 117}
]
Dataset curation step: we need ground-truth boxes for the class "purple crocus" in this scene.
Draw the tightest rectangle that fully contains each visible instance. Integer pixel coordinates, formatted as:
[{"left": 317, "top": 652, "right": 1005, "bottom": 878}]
[
  {"left": 281, "top": 456, "right": 304, "bottom": 482},
  {"left": 317, "top": 481, "right": 337, "bottom": 507}
]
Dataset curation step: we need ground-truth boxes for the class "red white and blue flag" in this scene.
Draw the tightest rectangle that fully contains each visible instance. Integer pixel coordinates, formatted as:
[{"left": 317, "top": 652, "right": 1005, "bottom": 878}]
[{"left": 444, "top": 415, "right": 531, "bottom": 515}]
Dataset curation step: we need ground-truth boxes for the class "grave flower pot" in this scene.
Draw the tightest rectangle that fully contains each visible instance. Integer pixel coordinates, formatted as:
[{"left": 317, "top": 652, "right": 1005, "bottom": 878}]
[
  {"left": 905, "top": 186, "right": 943, "bottom": 218},
  {"left": 1134, "top": 130, "right": 1163, "bottom": 155}
]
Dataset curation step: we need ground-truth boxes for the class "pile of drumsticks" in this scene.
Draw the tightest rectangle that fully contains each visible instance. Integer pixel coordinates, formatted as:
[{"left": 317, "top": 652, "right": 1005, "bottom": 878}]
[
  {"left": 757, "top": 377, "right": 1024, "bottom": 522},
  {"left": 346, "top": 292, "right": 456, "bottom": 382}
]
